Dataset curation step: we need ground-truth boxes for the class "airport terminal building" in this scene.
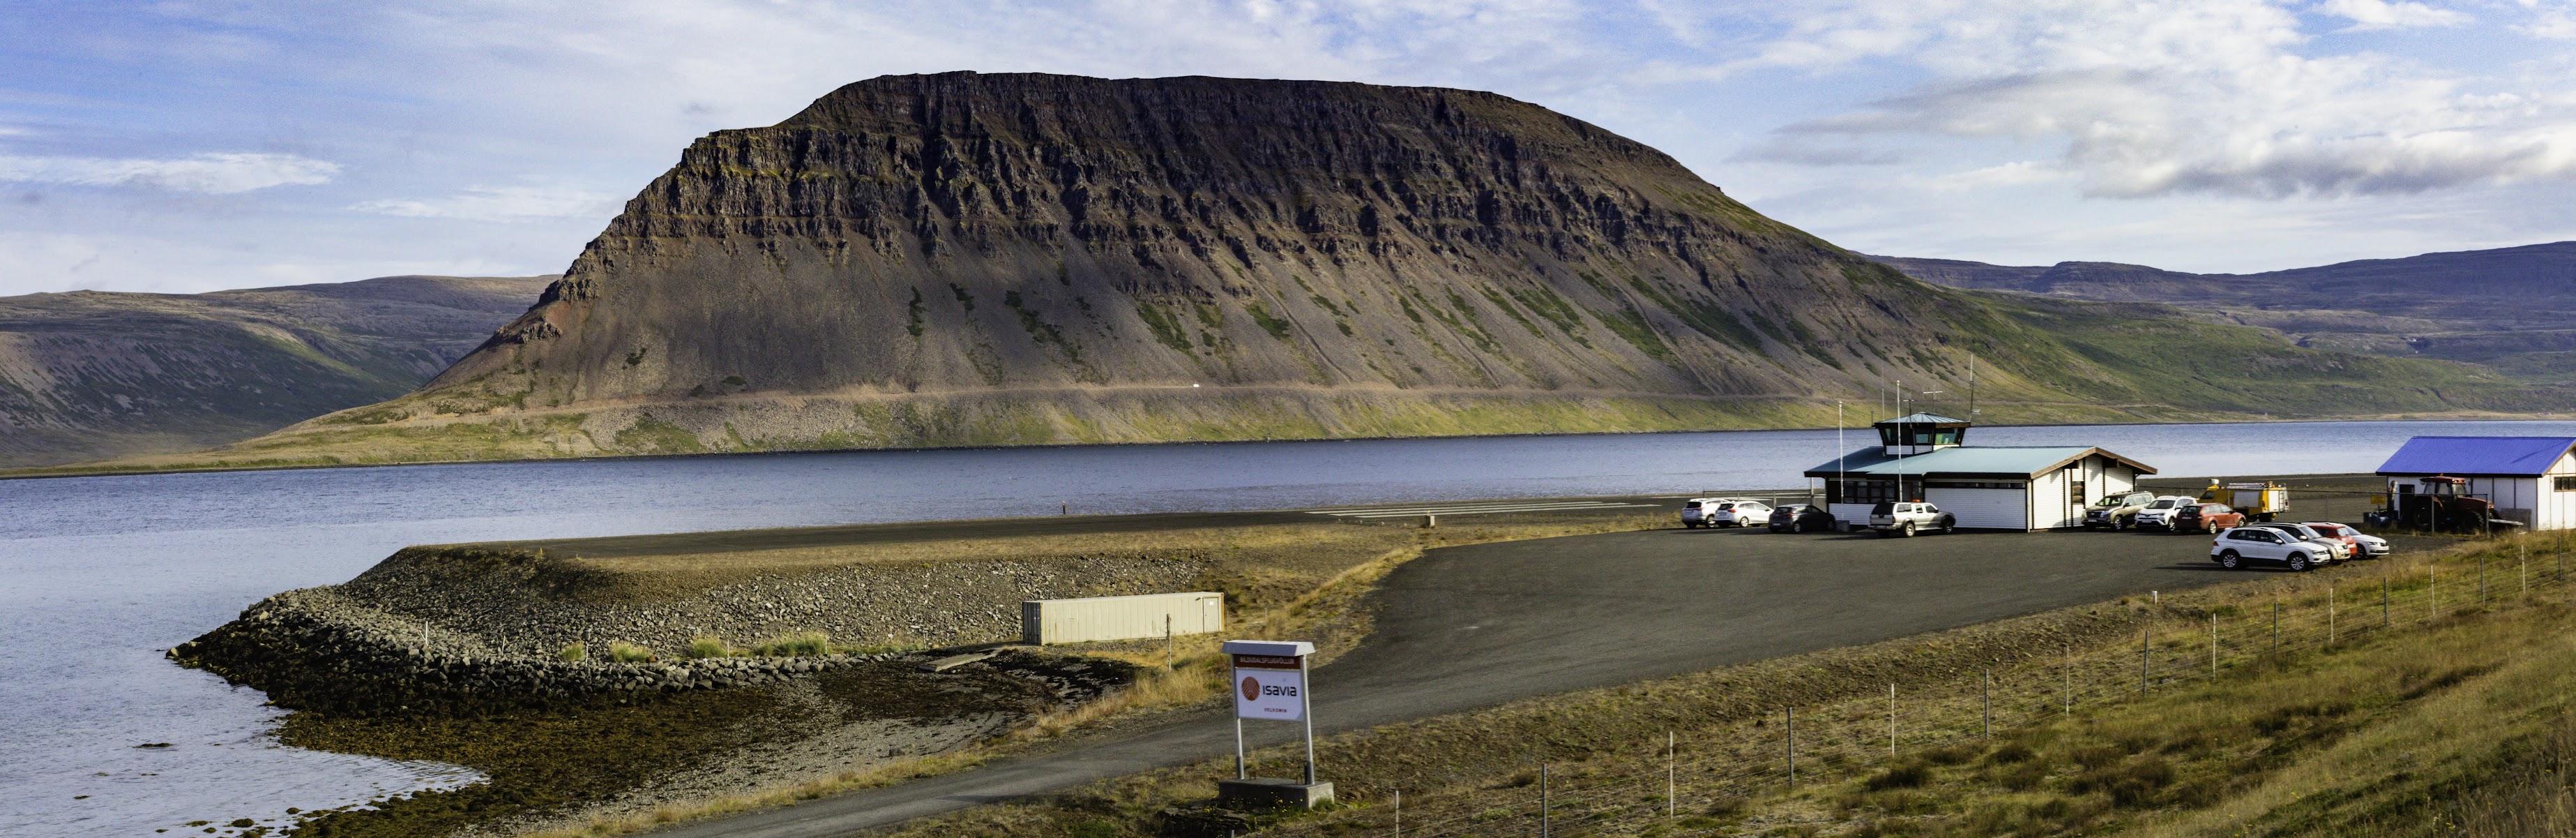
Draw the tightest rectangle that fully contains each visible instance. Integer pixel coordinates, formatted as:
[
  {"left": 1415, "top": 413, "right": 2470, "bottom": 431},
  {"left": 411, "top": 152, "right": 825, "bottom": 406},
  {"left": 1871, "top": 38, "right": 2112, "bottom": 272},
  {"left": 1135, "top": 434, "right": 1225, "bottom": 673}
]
[{"left": 1804, "top": 414, "right": 2157, "bottom": 531}]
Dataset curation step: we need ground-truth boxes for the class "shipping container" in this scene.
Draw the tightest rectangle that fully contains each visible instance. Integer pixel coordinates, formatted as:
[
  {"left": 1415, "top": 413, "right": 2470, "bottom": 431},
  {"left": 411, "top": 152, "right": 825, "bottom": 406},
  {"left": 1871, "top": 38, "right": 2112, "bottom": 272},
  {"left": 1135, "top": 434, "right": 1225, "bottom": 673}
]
[{"left": 1021, "top": 591, "right": 1226, "bottom": 645}]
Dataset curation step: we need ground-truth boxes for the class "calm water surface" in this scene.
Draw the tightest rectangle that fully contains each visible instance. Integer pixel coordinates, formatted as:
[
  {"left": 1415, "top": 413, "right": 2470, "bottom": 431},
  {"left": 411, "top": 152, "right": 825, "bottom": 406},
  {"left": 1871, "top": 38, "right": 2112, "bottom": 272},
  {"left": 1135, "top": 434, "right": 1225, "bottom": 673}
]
[{"left": 7, "top": 418, "right": 2570, "bottom": 835}]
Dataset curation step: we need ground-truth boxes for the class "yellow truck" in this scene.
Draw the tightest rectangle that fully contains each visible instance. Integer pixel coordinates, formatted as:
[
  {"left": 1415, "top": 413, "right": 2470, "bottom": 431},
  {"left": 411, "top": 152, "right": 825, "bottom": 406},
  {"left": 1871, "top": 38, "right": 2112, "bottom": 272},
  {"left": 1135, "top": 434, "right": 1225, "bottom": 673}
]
[{"left": 2199, "top": 480, "right": 2289, "bottom": 523}]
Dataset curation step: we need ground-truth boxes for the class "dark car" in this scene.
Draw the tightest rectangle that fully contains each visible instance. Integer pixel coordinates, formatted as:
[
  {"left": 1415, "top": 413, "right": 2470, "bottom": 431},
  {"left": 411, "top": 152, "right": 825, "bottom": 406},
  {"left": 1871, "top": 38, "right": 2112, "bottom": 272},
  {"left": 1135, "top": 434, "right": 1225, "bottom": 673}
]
[{"left": 1767, "top": 504, "right": 1838, "bottom": 533}]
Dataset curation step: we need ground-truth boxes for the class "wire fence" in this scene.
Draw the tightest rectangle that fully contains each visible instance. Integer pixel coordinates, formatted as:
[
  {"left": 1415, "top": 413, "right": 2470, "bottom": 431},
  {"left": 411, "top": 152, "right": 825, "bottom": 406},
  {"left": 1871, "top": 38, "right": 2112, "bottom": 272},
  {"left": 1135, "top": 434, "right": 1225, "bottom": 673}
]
[{"left": 1266, "top": 531, "right": 2575, "bottom": 838}]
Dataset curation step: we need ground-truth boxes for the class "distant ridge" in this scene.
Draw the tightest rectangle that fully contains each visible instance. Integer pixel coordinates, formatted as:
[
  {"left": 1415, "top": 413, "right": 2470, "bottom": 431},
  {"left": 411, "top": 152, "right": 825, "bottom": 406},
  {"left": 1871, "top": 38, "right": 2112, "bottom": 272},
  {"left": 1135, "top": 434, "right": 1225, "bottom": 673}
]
[
  {"left": 0, "top": 275, "right": 552, "bottom": 467},
  {"left": 1870, "top": 242, "right": 2576, "bottom": 384}
]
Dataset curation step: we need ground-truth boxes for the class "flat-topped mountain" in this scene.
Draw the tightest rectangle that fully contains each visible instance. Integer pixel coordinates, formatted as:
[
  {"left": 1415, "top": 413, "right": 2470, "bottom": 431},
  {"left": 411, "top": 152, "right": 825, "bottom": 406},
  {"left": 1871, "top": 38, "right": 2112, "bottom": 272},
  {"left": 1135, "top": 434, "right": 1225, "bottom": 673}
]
[
  {"left": 78, "top": 73, "right": 2547, "bottom": 471},
  {"left": 0, "top": 275, "right": 552, "bottom": 467}
]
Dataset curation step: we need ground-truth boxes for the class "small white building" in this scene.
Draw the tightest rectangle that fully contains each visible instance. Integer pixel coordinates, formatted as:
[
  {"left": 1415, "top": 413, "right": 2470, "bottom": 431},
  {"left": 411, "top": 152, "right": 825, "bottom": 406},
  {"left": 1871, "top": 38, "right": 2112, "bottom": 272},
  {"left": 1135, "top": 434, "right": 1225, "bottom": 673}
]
[
  {"left": 2375, "top": 435, "right": 2576, "bottom": 530},
  {"left": 1804, "top": 413, "right": 2157, "bottom": 531}
]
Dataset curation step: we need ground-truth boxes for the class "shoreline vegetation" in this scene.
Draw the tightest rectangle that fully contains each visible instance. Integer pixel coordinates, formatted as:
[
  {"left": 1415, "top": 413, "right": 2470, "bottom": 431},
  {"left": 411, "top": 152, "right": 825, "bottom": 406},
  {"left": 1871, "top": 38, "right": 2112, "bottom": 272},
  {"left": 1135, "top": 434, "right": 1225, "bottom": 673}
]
[
  {"left": 175, "top": 513, "right": 1669, "bottom": 837},
  {"left": 12, "top": 407, "right": 2568, "bottom": 481}
]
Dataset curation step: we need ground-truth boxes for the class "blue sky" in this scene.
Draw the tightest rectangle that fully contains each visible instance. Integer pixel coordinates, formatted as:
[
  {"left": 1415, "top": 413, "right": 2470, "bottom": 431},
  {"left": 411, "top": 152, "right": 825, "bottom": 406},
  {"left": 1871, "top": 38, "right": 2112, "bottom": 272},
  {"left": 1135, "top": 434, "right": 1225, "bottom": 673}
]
[{"left": 5, "top": 0, "right": 2575, "bottom": 296}]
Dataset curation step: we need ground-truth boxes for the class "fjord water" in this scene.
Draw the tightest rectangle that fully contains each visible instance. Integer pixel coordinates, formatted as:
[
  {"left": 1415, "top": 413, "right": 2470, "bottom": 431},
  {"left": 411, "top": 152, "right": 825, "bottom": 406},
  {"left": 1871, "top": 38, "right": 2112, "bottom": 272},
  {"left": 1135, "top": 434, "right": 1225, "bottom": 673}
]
[{"left": 8, "top": 418, "right": 2572, "bottom": 835}]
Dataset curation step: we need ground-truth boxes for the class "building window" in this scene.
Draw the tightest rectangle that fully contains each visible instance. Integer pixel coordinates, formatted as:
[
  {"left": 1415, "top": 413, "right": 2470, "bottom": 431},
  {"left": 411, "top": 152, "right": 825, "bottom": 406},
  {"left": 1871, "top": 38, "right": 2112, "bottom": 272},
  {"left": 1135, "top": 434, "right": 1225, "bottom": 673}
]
[
  {"left": 1835, "top": 480, "right": 1898, "bottom": 504},
  {"left": 1925, "top": 481, "right": 2026, "bottom": 490},
  {"left": 2556, "top": 477, "right": 2576, "bottom": 492}
]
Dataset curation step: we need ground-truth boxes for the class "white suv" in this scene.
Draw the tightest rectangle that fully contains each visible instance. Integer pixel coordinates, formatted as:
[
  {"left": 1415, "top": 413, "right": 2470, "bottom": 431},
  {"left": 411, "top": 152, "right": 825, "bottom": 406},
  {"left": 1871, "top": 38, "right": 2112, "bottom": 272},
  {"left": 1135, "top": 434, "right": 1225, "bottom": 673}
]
[
  {"left": 2131, "top": 496, "right": 2199, "bottom": 530},
  {"left": 1869, "top": 502, "right": 1956, "bottom": 537},
  {"left": 2210, "top": 527, "right": 2324, "bottom": 571},
  {"left": 1681, "top": 498, "right": 1721, "bottom": 528}
]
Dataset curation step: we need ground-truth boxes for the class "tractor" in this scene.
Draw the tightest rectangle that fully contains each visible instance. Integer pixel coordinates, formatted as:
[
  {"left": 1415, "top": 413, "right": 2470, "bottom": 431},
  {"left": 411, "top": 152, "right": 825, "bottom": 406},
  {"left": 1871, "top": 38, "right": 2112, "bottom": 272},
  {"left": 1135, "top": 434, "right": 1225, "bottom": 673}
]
[{"left": 2379, "top": 476, "right": 2509, "bottom": 534}]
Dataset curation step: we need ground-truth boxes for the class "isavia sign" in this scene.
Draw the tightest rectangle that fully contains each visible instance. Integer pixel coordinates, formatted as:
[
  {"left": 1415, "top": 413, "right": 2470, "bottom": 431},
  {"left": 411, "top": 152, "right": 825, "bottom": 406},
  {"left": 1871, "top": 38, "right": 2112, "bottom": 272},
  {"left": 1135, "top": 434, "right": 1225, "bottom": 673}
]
[{"left": 1232, "top": 652, "right": 1305, "bottom": 721}]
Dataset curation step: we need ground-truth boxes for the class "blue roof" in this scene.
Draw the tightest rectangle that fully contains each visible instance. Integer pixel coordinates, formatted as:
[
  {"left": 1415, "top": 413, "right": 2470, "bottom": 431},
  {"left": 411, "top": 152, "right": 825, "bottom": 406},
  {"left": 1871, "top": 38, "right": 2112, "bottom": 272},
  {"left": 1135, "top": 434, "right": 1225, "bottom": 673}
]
[
  {"left": 2376, "top": 436, "right": 2576, "bottom": 477},
  {"left": 1805, "top": 445, "right": 2155, "bottom": 478}
]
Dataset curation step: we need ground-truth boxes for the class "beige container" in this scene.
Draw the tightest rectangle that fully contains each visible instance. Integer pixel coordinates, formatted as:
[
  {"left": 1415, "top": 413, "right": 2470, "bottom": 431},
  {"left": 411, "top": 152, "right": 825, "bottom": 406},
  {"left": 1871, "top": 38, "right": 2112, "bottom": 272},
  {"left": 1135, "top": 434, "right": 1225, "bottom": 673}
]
[{"left": 1021, "top": 592, "right": 1225, "bottom": 645}]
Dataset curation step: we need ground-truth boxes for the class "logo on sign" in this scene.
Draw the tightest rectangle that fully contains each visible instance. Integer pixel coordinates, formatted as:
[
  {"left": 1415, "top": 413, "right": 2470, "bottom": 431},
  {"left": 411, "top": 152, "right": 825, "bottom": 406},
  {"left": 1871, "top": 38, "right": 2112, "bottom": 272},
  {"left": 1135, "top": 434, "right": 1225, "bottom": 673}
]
[{"left": 1241, "top": 676, "right": 1260, "bottom": 701}]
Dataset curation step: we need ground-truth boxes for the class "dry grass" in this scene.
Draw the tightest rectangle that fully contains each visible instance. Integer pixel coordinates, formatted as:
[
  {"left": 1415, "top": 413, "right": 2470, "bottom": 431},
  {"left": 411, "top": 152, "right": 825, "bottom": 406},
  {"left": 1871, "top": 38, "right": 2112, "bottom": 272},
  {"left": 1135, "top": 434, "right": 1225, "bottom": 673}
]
[
  {"left": 863, "top": 531, "right": 2576, "bottom": 838},
  {"left": 505, "top": 512, "right": 1667, "bottom": 837},
  {"left": 517, "top": 750, "right": 992, "bottom": 838}
]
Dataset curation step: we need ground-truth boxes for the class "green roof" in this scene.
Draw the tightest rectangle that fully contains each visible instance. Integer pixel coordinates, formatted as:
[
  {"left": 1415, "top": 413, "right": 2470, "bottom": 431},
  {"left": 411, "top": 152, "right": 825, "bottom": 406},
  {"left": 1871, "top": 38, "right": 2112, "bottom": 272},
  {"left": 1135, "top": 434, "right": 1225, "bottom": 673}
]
[
  {"left": 1804, "top": 445, "right": 2157, "bottom": 478},
  {"left": 1874, "top": 412, "right": 1969, "bottom": 426}
]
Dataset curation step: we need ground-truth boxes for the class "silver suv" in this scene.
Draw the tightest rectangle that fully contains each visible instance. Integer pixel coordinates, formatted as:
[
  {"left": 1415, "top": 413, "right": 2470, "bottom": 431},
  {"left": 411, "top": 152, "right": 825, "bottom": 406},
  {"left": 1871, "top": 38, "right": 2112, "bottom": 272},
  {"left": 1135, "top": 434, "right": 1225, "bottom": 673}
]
[
  {"left": 2131, "top": 496, "right": 2199, "bottom": 530},
  {"left": 1870, "top": 502, "right": 1956, "bottom": 537}
]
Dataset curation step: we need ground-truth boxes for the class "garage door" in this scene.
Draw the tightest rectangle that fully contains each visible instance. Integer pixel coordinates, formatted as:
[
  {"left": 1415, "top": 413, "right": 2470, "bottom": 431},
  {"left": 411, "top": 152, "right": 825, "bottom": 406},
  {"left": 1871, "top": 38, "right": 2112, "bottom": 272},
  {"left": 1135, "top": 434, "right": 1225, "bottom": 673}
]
[{"left": 1925, "top": 488, "right": 2029, "bottom": 531}]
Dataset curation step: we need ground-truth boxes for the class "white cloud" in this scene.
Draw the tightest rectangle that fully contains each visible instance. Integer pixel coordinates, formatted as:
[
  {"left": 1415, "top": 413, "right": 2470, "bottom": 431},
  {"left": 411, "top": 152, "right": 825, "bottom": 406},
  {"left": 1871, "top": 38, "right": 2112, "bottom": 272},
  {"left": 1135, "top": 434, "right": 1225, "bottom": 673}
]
[
  {"left": 0, "top": 151, "right": 339, "bottom": 193},
  {"left": 2315, "top": 0, "right": 2469, "bottom": 31},
  {"left": 2520, "top": 0, "right": 2576, "bottom": 38},
  {"left": 352, "top": 184, "right": 623, "bottom": 222},
  {"left": 1736, "top": 0, "right": 2576, "bottom": 199}
]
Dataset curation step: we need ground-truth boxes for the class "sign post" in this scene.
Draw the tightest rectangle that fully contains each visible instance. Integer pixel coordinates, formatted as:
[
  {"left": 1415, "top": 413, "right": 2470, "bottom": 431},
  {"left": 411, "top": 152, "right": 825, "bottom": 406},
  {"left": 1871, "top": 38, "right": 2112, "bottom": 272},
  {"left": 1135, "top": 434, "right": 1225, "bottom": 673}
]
[{"left": 1216, "top": 639, "right": 1333, "bottom": 809}]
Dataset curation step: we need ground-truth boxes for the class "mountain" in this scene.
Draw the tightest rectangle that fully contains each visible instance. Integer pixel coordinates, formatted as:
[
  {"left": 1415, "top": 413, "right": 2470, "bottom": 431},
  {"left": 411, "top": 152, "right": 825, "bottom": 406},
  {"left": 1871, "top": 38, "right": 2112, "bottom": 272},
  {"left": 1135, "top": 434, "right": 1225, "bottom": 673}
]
[
  {"left": 49, "top": 73, "right": 2556, "bottom": 473},
  {"left": 0, "top": 275, "right": 552, "bottom": 467},
  {"left": 1871, "top": 243, "right": 2576, "bottom": 382}
]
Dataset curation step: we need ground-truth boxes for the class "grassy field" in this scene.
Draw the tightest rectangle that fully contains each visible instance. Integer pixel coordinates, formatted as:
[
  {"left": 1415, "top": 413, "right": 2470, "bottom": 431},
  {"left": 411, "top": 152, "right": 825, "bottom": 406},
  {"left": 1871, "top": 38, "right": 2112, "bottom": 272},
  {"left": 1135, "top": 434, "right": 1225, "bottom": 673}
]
[{"left": 863, "top": 531, "right": 2576, "bottom": 838}]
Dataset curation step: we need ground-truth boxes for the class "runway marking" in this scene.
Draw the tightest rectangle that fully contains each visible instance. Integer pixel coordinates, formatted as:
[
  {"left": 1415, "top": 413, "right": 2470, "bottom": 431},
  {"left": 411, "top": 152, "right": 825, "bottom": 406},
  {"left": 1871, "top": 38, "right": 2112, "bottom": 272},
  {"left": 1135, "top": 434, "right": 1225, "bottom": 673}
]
[{"left": 1305, "top": 500, "right": 1660, "bottom": 518}]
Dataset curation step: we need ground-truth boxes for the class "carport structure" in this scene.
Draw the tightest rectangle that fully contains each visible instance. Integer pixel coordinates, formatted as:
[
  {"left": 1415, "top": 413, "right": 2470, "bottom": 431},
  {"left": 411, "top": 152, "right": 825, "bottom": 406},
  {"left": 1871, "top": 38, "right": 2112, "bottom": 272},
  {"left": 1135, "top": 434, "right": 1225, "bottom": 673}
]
[
  {"left": 1808, "top": 414, "right": 2155, "bottom": 531},
  {"left": 2377, "top": 435, "right": 2576, "bottom": 530}
]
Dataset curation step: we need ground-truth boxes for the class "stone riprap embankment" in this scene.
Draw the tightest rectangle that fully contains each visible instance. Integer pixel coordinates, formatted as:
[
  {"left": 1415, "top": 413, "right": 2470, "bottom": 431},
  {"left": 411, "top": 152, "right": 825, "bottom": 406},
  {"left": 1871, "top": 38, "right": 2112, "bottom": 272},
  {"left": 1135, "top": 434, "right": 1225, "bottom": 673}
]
[
  {"left": 333, "top": 545, "right": 1206, "bottom": 654},
  {"left": 172, "top": 544, "right": 1167, "bottom": 714}
]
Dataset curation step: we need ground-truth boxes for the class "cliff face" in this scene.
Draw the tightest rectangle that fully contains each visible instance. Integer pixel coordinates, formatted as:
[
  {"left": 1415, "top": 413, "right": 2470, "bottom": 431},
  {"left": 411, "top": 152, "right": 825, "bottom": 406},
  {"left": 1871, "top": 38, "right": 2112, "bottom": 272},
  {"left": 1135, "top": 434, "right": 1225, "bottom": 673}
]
[
  {"left": 149, "top": 73, "right": 2538, "bottom": 467},
  {"left": 363, "top": 73, "right": 1981, "bottom": 449}
]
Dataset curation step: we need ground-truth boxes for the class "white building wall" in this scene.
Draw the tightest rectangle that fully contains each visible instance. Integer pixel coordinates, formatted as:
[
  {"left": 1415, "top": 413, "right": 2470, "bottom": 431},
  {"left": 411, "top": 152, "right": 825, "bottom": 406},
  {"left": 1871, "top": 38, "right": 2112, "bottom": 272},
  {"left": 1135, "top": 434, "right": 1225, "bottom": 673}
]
[
  {"left": 2031, "top": 469, "right": 2076, "bottom": 530},
  {"left": 2547, "top": 453, "right": 2576, "bottom": 530}
]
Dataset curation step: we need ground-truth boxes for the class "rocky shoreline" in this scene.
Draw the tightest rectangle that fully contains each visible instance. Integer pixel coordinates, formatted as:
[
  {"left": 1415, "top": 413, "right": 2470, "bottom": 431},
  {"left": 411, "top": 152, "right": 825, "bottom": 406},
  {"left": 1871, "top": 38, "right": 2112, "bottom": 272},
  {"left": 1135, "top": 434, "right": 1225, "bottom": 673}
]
[{"left": 168, "top": 544, "right": 1173, "bottom": 715}]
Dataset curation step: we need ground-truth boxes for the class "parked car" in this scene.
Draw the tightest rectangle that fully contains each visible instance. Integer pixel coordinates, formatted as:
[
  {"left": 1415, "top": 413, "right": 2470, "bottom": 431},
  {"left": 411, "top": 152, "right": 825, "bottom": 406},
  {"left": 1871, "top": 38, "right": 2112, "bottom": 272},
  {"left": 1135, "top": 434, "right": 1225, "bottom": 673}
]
[
  {"left": 2247, "top": 523, "right": 2353, "bottom": 562},
  {"left": 2301, "top": 522, "right": 2389, "bottom": 559},
  {"left": 1709, "top": 500, "right": 1773, "bottom": 528},
  {"left": 2131, "top": 495, "right": 2200, "bottom": 530},
  {"left": 1870, "top": 502, "right": 1955, "bottom": 537},
  {"left": 1768, "top": 504, "right": 1838, "bottom": 533},
  {"left": 2172, "top": 503, "right": 2246, "bottom": 534},
  {"left": 2084, "top": 491, "right": 2158, "bottom": 530},
  {"left": 1681, "top": 498, "right": 1723, "bottom": 528},
  {"left": 2211, "top": 526, "right": 2325, "bottom": 571}
]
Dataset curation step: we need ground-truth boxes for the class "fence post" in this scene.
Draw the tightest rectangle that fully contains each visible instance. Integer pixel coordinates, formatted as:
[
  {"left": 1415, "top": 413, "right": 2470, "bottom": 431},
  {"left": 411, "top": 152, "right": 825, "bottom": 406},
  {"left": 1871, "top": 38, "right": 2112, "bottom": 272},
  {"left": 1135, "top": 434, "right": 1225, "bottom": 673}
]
[
  {"left": 2383, "top": 577, "right": 2391, "bottom": 629},
  {"left": 2209, "top": 613, "right": 2218, "bottom": 678},
  {"left": 1983, "top": 668, "right": 1992, "bottom": 740},
  {"left": 1667, "top": 731, "right": 1676, "bottom": 820},
  {"left": 1540, "top": 763, "right": 1550, "bottom": 838},
  {"left": 2328, "top": 584, "right": 2336, "bottom": 645},
  {"left": 2272, "top": 601, "right": 2280, "bottom": 654},
  {"left": 1393, "top": 790, "right": 1400, "bottom": 837},
  {"left": 2430, "top": 567, "right": 2437, "bottom": 622},
  {"left": 2522, "top": 542, "right": 2529, "bottom": 594},
  {"left": 1786, "top": 706, "right": 1796, "bottom": 786},
  {"left": 2064, "top": 643, "right": 2073, "bottom": 714},
  {"left": 2481, "top": 551, "right": 2489, "bottom": 602},
  {"left": 2140, "top": 627, "right": 2150, "bottom": 695},
  {"left": 1888, "top": 684, "right": 1897, "bottom": 755}
]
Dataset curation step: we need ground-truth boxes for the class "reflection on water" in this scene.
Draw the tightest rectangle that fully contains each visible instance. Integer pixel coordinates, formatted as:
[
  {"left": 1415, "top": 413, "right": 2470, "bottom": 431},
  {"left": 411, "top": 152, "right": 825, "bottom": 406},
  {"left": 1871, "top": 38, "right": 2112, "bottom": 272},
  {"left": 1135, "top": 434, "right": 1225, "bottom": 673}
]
[{"left": 6, "top": 418, "right": 2570, "bottom": 835}]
